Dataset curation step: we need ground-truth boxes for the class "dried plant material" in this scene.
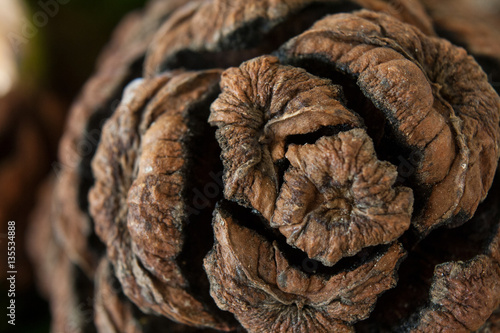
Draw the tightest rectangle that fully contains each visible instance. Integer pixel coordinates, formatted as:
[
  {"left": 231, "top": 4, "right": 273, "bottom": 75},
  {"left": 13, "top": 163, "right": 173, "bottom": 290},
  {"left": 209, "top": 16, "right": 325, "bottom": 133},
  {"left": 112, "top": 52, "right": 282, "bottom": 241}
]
[
  {"left": 376, "top": 196, "right": 500, "bottom": 332},
  {"left": 280, "top": 10, "right": 500, "bottom": 234},
  {"left": 410, "top": 253, "right": 500, "bottom": 332},
  {"left": 204, "top": 206, "right": 405, "bottom": 333},
  {"left": 400, "top": 176, "right": 500, "bottom": 332},
  {"left": 354, "top": 171, "right": 500, "bottom": 332},
  {"left": 28, "top": 179, "right": 95, "bottom": 333},
  {"left": 94, "top": 258, "right": 217, "bottom": 333},
  {"left": 29, "top": 0, "right": 500, "bottom": 332},
  {"left": 274, "top": 130, "right": 413, "bottom": 266},
  {"left": 90, "top": 70, "right": 233, "bottom": 330},
  {"left": 52, "top": 0, "right": 186, "bottom": 276},
  {"left": 94, "top": 259, "right": 143, "bottom": 333},
  {"left": 356, "top": 0, "right": 433, "bottom": 35},
  {"left": 209, "top": 55, "right": 363, "bottom": 221},
  {"left": 210, "top": 55, "right": 412, "bottom": 265},
  {"left": 144, "top": 0, "right": 433, "bottom": 76}
]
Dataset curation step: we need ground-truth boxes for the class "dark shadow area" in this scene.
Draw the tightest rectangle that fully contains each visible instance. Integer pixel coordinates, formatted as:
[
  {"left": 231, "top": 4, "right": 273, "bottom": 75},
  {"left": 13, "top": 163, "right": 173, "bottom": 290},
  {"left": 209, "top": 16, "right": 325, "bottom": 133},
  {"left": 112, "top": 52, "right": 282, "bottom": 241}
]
[
  {"left": 356, "top": 170, "right": 500, "bottom": 332},
  {"left": 161, "top": 1, "right": 363, "bottom": 71}
]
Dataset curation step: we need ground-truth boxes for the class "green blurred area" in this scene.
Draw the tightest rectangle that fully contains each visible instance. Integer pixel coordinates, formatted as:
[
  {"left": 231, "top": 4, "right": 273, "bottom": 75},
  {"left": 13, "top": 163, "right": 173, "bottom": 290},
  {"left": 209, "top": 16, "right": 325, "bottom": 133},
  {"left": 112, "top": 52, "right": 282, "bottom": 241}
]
[{"left": 23, "top": 0, "right": 148, "bottom": 102}]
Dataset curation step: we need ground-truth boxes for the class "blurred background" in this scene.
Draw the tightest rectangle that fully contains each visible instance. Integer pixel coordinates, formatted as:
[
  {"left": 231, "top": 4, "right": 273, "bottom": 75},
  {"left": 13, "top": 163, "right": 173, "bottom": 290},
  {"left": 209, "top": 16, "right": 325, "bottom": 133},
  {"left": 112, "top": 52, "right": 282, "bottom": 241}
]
[{"left": 0, "top": 0, "right": 147, "bottom": 331}]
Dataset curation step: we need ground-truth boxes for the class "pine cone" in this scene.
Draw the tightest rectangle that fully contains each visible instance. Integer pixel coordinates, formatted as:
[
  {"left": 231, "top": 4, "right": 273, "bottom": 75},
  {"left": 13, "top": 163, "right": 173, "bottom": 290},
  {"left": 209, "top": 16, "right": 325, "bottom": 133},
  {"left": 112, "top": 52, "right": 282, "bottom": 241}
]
[{"left": 30, "top": 0, "right": 500, "bottom": 332}]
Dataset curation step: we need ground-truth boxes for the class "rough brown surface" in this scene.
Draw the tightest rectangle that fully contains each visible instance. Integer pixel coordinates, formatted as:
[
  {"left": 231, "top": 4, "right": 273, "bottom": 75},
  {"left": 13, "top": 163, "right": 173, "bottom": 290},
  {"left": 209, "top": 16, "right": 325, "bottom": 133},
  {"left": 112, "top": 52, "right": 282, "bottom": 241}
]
[
  {"left": 94, "top": 258, "right": 214, "bottom": 333},
  {"left": 209, "top": 55, "right": 364, "bottom": 221},
  {"left": 89, "top": 70, "right": 232, "bottom": 330},
  {"left": 94, "top": 259, "right": 142, "bottom": 333},
  {"left": 280, "top": 10, "right": 500, "bottom": 235},
  {"left": 210, "top": 56, "right": 412, "bottom": 266},
  {"left": 421, "top": 0, "right": 500, "bottom": 98},
  {"left": 52, "top": 0, "right": 187, "bottom": 276},
  {"left": 28, "top": 0, "right": 500, "bottom": 332},
  {"left": 204, "top": 206, "right": 405, "bottom": 332},
  {"left": 144, "top": 0, "right": 434, "bottom": 76},
  {"left": 274, "top": 130, "right": 412, "bottom": 266},
  {"left": 407, "top": 185, "right": 500, "bottom": 332}
]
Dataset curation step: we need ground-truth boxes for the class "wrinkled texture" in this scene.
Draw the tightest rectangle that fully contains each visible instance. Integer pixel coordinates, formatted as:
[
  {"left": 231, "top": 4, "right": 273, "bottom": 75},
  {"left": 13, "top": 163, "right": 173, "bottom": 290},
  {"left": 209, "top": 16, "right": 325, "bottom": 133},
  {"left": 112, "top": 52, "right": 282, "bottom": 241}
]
[
  {"left": 94, "top": 258, "right": 214, "bottom": 333},
  {"left": 411, "top": 254, "right": 500, "bottom": 332},
  {"left": 209, "top": 55, "right": 363, "bottom": 220},
  {"left": 210, "top": 55, "right": 413, "bottom": 265},
  {"left": 90, "top": 70, "right": 233, "bottom": 330},
  {"left": 52, "top": 0, "right": 187, "bottom": 276},
  {"left": 28, "top": 0, "right": 500, "bottom": 332},
  {"left": 280, "top": 10, "right": 500, "bottom": 234},
  {"left": 204, "top": 206, "right": 405, "bottom": 333},
  {"left": 94, "top": 259, "right": 143, "bottom": 333},
  {"left": 274, "top": 129, "right": 413, "bottom": 265},
  {"left": 421, "top": 0, "right": 500, "bottom": 98},
  {"left": 402, "top": 175, "right": 500, "bottom": 332},
  {"left": 144, "top": 0, "right": 434, "bottom": 76}
]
